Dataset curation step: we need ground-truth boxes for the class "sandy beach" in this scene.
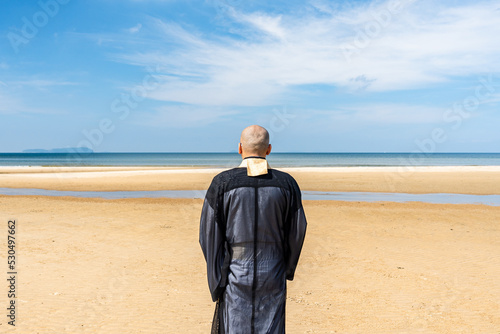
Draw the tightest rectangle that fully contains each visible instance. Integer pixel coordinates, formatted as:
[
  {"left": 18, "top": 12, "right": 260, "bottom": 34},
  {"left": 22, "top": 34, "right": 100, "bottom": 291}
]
[
  {"left": 2, "top": 165, "right": 500, "bottom": 194},
  {"left": 1, "top": 167, "right": 499, "bottom": 333}
]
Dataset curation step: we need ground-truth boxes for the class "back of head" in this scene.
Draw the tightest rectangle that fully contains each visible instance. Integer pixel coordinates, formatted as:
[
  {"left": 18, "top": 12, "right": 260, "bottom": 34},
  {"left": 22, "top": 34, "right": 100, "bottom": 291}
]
[{"left": 240, "top": 125, "right": 270, "bottom": 156}]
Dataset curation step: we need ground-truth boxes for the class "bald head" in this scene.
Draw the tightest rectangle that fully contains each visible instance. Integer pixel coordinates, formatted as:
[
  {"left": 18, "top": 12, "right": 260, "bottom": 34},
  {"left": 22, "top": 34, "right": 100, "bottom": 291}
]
[{"left": 239, "top": 125, "right": 271, "bottom": 157}]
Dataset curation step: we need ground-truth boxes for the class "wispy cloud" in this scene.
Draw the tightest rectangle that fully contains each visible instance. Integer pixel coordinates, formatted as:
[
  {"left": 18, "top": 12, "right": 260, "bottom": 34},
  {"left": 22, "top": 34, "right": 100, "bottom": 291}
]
[
  {"left": 0, "top": 91, "right": 61, "bottom": 115},
  {"left": 0, "top": 79, "right": 70, "bottom": 115},
  {"left": 12, "top": 79, "right": 78, "bottom": 88},
  {"left": 233, "top": 12, "right": 287, "bottom": 40},
  {"left": 127, "top": 23, "right": 143, "bottom": 34},
  {"left": 480, "top": 92, "right": 500, "bottom": 105},
  {"left": 102, "top": 0, "right": 500, "bottom": 107},
  {"left": 0, "top": 92, "right": 21, "bottom": 115}
]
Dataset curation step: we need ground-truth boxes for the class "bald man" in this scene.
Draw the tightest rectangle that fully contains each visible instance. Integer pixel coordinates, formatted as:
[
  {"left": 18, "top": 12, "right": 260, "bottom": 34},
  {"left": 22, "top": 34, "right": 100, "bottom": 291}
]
[{"left": 200, "top": 125, "right": 307, "bottom": 334}]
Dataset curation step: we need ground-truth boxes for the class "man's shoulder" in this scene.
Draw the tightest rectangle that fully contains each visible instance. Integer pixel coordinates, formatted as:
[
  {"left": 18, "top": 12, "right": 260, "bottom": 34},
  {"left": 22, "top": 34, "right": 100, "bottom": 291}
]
[
  {"left": 209, "top": 166, "right": 300, "bottom": 191},
  {"left": 211, "top": 167, "right": 243, "bottom": 183},
  {"left": 207, "top": 167, "right": 243, "bottom": 190},
  {"left": 269, "top": 168, "right": 295, "bottom": 180},
  {"left": 270, "top": 168, "right": 299, "bottom": 183},
  {"left": 205, "top": 169, "right": 240, "bottom": 204}
]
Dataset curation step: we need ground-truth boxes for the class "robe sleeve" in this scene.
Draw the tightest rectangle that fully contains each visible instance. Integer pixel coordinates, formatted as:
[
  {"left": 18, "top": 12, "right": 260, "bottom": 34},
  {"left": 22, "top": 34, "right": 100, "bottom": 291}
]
[
  {"left": 285, "top": 179, "right": 308, "bottom": 281},
  {"left": 199, "top": 176, "right": 227, "bottom": 302}
]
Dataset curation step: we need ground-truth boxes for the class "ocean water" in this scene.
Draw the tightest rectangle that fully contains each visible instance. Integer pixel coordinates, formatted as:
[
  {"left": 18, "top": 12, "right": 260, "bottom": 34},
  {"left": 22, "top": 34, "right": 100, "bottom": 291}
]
[{"left": 1, "top": 152, "right": 500, "bottom": 167}]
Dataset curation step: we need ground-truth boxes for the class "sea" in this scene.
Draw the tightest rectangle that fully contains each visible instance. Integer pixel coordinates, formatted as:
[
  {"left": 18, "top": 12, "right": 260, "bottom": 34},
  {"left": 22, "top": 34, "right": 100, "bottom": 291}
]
[
  {"left": 2, "top": 152, "right": 500, "bottom": 205},
  {"left": 1, "top": 152, "right": 500, "bottom": 167}
]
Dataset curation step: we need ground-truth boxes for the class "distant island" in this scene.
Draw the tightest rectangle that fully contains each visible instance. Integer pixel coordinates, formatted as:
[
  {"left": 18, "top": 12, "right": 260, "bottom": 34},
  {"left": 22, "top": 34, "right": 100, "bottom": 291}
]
[{"left": 22, "top": 148, "right": 94, "bottom": 153}]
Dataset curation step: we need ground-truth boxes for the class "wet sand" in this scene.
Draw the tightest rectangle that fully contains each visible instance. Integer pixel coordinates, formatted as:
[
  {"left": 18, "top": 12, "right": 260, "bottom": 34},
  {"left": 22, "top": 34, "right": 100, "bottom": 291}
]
[{"left": 1, "top": 166, "right": 500, "bottom": 194}]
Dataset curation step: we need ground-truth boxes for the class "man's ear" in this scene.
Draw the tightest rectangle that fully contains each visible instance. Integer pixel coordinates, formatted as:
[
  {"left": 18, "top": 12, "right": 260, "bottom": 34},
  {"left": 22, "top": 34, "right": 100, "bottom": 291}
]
[
  {"left": 266, "top": 144, "right": 272, "bottom": 156},
  {"left": 238, "top": 143, "right": 243, "bottom": 154}
]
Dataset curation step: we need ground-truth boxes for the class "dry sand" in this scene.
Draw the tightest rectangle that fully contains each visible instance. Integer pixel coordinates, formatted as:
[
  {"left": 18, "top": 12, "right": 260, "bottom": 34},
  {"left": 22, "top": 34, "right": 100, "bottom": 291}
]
[{"left": 0, "top": 167, "right": 499, "bottom": 333}]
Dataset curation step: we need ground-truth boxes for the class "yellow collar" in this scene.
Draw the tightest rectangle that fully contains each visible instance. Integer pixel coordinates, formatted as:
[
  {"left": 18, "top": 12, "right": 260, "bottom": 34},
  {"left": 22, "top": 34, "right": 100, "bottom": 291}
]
[{"left": 238, "top": 158, "right": 271, "bottom": 176}]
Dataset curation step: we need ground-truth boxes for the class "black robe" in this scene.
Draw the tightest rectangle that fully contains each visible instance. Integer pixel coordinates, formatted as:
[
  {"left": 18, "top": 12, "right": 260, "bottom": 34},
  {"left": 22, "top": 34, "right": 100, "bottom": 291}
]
[{"left": 200, "top": 165, "right": 307, "bottom": 333}]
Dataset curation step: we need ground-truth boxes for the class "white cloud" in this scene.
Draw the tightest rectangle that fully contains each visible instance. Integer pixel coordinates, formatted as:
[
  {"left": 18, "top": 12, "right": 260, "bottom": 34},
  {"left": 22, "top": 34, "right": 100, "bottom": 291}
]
[
  {"left": 127, "top": 23, "right": 142, "bottom": 34},
  {"left": 109, "top": 0, "right": 500, "bottom": 106},
  {"left": 233, "top": 12, "right": 287, "bottom": 40}
]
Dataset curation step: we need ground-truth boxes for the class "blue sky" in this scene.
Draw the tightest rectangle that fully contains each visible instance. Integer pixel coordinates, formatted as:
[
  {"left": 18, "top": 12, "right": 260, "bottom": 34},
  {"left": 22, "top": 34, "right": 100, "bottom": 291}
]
[{"left": 1, "top": 0, "right": 499, "bottom": 152}]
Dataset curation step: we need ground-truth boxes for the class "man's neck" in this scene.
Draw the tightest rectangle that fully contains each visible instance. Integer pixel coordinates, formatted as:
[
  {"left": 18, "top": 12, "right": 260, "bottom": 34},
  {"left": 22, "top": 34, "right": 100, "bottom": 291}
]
[{"left": 242, "top": 155, "right": 266, "bottom": 160}]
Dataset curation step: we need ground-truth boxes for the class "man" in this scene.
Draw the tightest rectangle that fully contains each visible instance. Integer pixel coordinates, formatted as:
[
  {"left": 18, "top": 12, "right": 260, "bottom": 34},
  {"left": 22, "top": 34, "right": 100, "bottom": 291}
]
[{"left": 199, "top": 125, "right": 307, "bottom": 334}]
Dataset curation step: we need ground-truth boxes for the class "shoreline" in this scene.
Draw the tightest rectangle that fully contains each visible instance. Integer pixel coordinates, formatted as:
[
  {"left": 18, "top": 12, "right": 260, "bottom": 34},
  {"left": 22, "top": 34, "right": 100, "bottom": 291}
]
[
  {"left": 2, "top": 165, "right": 500, "bottom": 171},
  {"left": 2, "top": 190, "right": 500, "bottom": 206},
  {"left": 1, "top": 166, "right": 500, "bottom": 194}
]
